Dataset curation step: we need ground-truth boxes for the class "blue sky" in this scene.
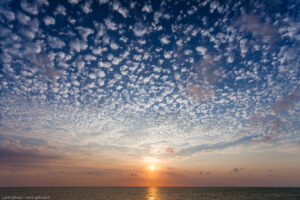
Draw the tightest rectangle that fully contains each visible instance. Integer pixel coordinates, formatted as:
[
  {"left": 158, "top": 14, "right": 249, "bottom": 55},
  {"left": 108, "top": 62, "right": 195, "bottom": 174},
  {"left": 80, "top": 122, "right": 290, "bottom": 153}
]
[{"left": 0, "top": 0, "right": 300, "bottom": 186}]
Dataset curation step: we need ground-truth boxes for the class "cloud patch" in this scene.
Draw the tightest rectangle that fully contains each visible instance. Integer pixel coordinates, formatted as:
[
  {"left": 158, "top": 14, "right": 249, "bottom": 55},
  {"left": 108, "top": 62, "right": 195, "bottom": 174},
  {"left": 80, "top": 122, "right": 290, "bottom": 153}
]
[
  {"left": 271, "top": 90, "right": 300, "bottom": 114},
  {"left": 177, "top": 136, "right": 255, "bottom": 156},
  {"left": 0, "top": 147, "right": 62, "bottom": 165},
  {"left": 166, "top": 147, "right": 175, "bottom": 154}
]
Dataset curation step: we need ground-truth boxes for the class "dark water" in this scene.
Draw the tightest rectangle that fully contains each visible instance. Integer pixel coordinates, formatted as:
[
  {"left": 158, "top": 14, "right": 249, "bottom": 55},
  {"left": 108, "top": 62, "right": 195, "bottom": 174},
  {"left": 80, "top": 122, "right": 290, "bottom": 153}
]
[{"left": 1, "top": 187, "right": 300, "bottom": 200}]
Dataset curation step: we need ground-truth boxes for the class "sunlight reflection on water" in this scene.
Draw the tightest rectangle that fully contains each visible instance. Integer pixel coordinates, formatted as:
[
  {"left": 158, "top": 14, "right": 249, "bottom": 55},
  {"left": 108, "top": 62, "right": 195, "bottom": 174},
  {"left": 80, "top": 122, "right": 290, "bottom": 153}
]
[{"left": 147, "top": 187, "right": 161, "bottom": 200}]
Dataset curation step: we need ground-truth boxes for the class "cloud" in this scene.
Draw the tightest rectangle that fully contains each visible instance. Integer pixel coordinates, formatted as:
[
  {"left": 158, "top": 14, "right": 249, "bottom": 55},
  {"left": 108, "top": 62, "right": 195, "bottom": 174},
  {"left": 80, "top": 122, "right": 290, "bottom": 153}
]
[
  {"left": 47, "top": 167, "right": 122, "bottom": 177},
  {"left": 160, "top": 36, "right": 170, "bottom": 45},
  {"left": 187, "top": 54, "right": 224, "bottom": 101},
  {"left": 68, "top": 0, "right": 79, "bottom": 5},
  {"left": 199, "top": 171, "right": 211, "bottom": 175},
  {"left": 195, "top": 54, "right": 222, "bottom": 84},
  {"left": 190, "top": 85, "right": 215, "bottom": 102},
  {"left": 252, "top": 135, "right": 276, "bottom": 143},
  {"left": 47, "top": 36, "right": 65, "bottom": 49},
  {"left": 166, "top": 147, "right": 175, "bottom": 154},
  {"left": 230, "top": 167, "right": 245, "bottom": 174},
  {"left": 43, "top": 16, "right": 55, "bottom": 26},
  {"left": 133, "top": 22, "right": 147, "bottom": 37},
  {"left": 104, "top": 17, "right": 118, "bottom": 31},
  {"left": 177, "top": 136, "right": 255, "bottom": 156},
  {"left": 87, "top": 171, "right": 104, "bottom": 176},
  {"left": 20, "top": 0, "right": 39, "bottom": 15},
  {"left": 0, "top": 7, "right": 15, "bottom": 21},
  {"left": 17, "top": 11, "right": 30, "bottom": 25},
  {"left": 81, "top": 0, "right": 92, "bottom": 14},
  {"left": 32, "top": 54, "right": 60, "bottom": 79},
  {"left": 271, "top": 90, "right": 300, "bottom": 114},
  {"left": 142, "top": 4, "right": 152, "bottom": 13},
  {"left": 112, "top": 1, "right": 128, "bottom": 18},
  {"left": 130, "top": 173, "right": 137, "bottom": 177},
  {"left": 54, "top": 5, "right": 66, "bottom": 16},
  {"left": 237, "top": 14, "right": 279, "bottom": 45},
  {"left": 70, "top": 39, "right": 88, "bottom": 52},
  {"left": 249, "top": 112, "right": 283, "bottom": 134},
  {"left": 195, "top": 46, "right": 207, "bottom": 55},
  {"left": 266, "top": 169, "right": 273, "bottom": 177},
  {"left": 0, "top": 147, "right": 62, "bottom": 165},
  {"left": 98, "top": 0, "right": 109, "bottom": 4},
  {"left": 76, "top": 26, "right": 94, "bottom": 41},
  {"left": 110, "top": 42, "right": 119, "bottom": 50},
  {"left": 20, "top": 28, "right": 35, "bottom": 40},
  {"left": 271, "top": 118, "right": 282, "bottom": 131}
]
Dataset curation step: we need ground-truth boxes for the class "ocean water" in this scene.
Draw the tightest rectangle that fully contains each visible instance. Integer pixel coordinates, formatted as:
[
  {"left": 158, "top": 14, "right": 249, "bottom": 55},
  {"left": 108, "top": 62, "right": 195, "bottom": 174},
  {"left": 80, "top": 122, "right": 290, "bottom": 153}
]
[{"left": 1, "top": 187, "right": 300, "bottom": 200}]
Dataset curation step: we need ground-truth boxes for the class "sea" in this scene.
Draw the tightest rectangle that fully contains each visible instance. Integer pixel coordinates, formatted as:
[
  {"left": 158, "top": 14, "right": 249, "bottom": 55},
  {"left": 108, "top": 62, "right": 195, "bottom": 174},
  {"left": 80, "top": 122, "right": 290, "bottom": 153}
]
[{"left": 1, "top": 187, "right": 300, "bottom": 200}]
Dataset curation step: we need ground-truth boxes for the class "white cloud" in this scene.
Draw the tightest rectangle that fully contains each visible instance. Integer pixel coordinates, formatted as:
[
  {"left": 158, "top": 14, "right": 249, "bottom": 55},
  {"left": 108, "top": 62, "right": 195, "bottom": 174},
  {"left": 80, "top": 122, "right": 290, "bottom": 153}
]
[
  {"left": 70, "top": 39, "right": 88, "bottom": 52},
  {"left": 112, "top": 57, "right": 122, "bottom": 65},
  {"left": 110, "top": 42, "right": 119, "bottom": 50},
  {"left": 89, "top": 73, "right": 96, "bottom": 79},
  {"left": 77, "top": 61, "right": 85, "bottom": 71},
  {"left": 227, "top": 56, "right": 234, "bottom": 63},
  {"left": 187, "top": 6, "right": 197, "bottom": 15},
  {"left": 142, "top": 4, "right": 153, "bottom": 13},
  {"left": 47, "top": 36, "right": 65, "bottom": 49},
  {"left": 98, "top": 79, "right": 105, "bottom": 86},
  {"left": 98, "top": 70, "right": 106, "bottom": 78},
  {"left": 73, "top": 80, "right": 80, "bottom": 86},
  {"left": 87, "top": 82, "right": 96, "bottom": 89},
  {"left": 20, "top": 28, "right": 35, "bottom": 39},
  {"left": 154, "top": 11, "right": 163, "bottom": 24},
  {"left": 43, "top": 16, "right": 55, "bottom": 26},
  {"left": 160, "top": 36, "right": 170, "bottom": 45},
  {"left": 112, "top": 1, "right": 128, "bottom": 18},
  {"left": 133, "top": 23, "right": 147, "bottom": 37},
  {"left": 82, "top": 1, "right": 92, "bottom": 14},
  {"left": 55, "top": 5, "right": 66, "bottom": 16},
  {"left": 116, "top": 85, "right": 122, "bottom": 90},
  {"left": 76, "top": 26, "right": 94, "bottom": 41},
  {"left": 92, "top": 47, "right": 107, "bottom": 55},
  {"left": 210, "top": 1, "right": 219, "bottom": 13},
  {"left": 98, "top": 0, "right": 108, "bottom": 4},
  {"left": 196, "top": 46, "right": 207, "bottom": 55},
  {"left": 68, "top": 0, "right": 79, "bottom": 5},
  {"left": 240, "top": 39, "right": 248, "bottom": 57},
  {"left": 17, "top": 12, "right": 31, "bottom": 25},
  {"left": 164, "top": 51, "right": 172, "bottom": 59},
  {"left": 20, "top": 0, "right": 39, "bottom": 15},
  {"left": 104, "top": 18, "right": 118, "bottom": 31},
  {"left": 0, "top": 7, "right": 15, "bottom": 22}
]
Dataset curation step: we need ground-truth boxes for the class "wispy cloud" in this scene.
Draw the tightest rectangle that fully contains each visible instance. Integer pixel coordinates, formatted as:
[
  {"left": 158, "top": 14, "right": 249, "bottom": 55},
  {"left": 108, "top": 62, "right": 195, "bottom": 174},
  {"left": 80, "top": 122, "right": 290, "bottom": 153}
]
[
  {"left": 0, "top": 147, "right": 62, "bottom": 165},
  {"left": 176, "top": 136, "right": 256, "bottom": 156}
]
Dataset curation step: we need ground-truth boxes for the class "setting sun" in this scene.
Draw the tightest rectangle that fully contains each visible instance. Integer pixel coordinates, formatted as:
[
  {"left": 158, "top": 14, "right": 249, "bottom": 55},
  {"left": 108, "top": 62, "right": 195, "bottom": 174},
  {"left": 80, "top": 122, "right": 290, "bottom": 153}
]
[{"left": 150, "top": 165, "right": 156, "bottom": 171}]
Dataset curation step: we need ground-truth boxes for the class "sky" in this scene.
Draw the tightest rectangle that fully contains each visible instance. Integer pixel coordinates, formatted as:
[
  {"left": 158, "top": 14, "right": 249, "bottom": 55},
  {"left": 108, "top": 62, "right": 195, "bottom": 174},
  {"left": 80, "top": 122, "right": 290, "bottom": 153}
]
[{"left": 0, "top": 0, "right": 300, "bottom": 187}]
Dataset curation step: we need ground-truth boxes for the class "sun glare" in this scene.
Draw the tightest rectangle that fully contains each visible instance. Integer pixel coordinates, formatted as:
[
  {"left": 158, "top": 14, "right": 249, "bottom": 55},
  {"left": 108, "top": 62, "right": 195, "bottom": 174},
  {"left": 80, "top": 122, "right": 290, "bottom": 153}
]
[{"left": 150, "top": 165, "right": 156, "bottom": 171}]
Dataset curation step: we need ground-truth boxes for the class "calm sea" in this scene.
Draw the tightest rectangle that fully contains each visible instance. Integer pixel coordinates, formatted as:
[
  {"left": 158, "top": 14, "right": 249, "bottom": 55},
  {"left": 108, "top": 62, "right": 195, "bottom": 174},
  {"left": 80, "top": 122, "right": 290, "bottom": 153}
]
[{"left": 1, "top": 187, "right": 300, "bottom": 200}]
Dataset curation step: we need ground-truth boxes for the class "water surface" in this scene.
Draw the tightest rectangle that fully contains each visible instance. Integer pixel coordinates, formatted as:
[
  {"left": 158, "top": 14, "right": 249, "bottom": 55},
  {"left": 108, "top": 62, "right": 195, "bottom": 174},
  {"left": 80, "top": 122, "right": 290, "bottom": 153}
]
[{"left": 1, "top": 187, "right": 300, "bottom": 200}]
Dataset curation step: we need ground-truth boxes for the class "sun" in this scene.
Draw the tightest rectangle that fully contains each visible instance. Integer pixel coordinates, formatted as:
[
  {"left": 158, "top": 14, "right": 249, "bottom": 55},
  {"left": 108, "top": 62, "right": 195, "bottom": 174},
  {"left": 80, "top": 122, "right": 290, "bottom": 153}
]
[
  {"left": 144, "top": 157, "right": 159, "bottom": 172},
  {"left": 150, "top": 165, "right": 156, "bottom": 171}
]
